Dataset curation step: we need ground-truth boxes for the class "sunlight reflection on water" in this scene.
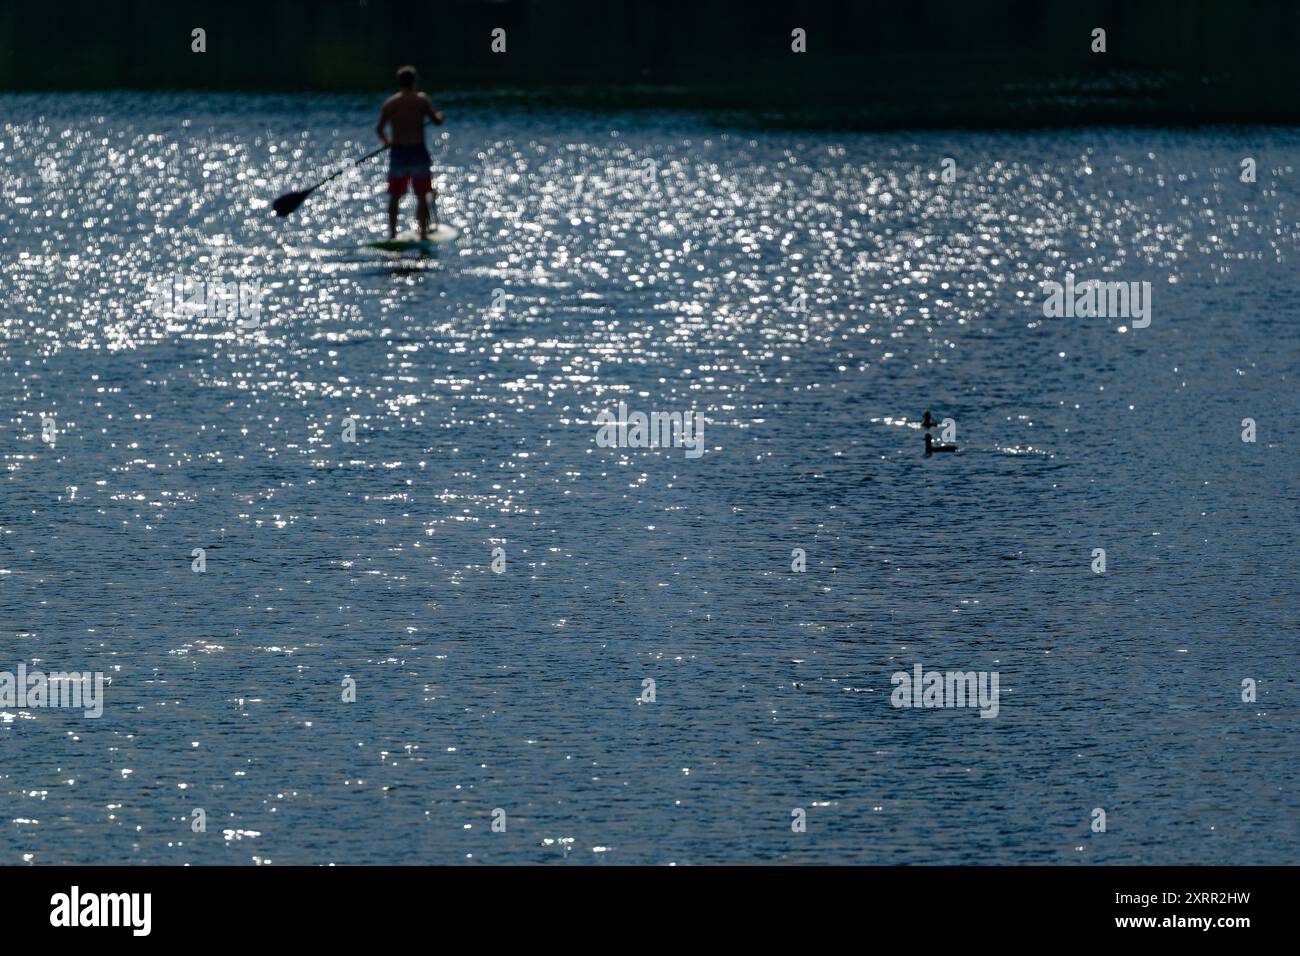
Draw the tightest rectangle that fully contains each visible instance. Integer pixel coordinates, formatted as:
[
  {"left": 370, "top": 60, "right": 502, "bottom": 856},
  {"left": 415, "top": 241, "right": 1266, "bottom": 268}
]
[{"left": 1, "top": 93, "right": 1297, "bottom": 864}]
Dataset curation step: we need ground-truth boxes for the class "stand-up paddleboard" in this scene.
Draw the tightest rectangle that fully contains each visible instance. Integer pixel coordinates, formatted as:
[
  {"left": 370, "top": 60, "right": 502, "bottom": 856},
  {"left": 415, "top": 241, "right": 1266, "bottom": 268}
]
[{"left": 364, "top": 224, "right": 460, "bottom": 252}]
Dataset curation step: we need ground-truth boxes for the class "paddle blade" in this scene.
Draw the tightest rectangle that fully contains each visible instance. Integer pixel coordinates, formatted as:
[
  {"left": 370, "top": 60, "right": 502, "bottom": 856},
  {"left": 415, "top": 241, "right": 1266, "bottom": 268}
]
[{"left": 272, "top": 189, "right": 312, "bottom": 217}]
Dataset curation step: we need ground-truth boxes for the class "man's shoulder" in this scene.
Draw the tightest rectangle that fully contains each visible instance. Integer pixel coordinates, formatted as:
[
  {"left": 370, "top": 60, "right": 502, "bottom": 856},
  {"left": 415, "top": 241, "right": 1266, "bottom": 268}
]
[{"left": 382, "top": 92, "right": 403, "bottom": 109}]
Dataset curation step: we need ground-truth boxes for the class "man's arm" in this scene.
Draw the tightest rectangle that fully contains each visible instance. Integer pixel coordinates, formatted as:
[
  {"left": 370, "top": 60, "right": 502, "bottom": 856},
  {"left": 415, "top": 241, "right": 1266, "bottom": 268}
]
[
  {"left": 376, "top": 101, "right": 392, "bottom": 145},
  {"left": 421, "top": 94, "right": 445, "bottom": 126}
]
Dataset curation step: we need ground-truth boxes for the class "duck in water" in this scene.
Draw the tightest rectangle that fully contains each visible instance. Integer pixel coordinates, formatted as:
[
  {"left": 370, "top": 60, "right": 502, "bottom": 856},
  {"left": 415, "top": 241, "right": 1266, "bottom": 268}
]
[
  {"left": 925, "top": 433, "right": 957, "bottom": 455},
  {"left": 921, "top": 410, "right": 940, "bottom": 430}
]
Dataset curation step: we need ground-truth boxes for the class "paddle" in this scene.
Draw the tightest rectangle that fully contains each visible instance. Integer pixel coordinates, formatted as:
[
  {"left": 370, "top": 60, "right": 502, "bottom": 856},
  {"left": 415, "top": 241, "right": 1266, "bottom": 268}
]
[{"left": 271, "top": 142, "right": 390, "bottom": 217}]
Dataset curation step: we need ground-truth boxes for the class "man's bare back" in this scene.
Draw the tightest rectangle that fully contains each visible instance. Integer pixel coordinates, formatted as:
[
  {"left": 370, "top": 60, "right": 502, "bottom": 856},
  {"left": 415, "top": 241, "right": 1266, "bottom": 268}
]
[{"left": 378, "top": 90, "right": 440, "bottom": 146}]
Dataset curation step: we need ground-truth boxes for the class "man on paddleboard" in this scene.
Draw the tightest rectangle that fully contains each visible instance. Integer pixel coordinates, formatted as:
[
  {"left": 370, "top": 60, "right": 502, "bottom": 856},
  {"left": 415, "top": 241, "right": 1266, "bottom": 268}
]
[{"left": 376, "top": 65, "right": 444, "bottom": 240}]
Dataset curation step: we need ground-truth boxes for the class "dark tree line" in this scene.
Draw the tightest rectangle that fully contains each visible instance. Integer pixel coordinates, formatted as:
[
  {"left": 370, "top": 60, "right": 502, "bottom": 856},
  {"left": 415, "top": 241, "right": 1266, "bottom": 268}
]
[{"left": 1, "top": 0, "right": 1296, "bottom": 126}]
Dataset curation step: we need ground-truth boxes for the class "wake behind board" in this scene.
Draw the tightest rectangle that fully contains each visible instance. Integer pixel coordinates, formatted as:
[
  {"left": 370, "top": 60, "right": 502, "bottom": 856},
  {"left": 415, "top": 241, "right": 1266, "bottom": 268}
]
[{"left": 364, "top": 224, "right": 459, "bottom": 252}]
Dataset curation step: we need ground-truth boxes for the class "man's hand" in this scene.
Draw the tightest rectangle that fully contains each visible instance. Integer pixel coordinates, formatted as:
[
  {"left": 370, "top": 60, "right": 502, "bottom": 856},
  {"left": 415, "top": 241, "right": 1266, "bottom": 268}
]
[{"left": 433, "top": 111, "right": 445, "bottom": 126}]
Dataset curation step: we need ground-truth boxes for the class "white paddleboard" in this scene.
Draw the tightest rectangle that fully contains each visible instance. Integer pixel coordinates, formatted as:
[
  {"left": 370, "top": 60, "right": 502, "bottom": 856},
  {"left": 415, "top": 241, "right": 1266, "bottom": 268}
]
[{"left": 364, "top": 224, "right": 459, "bottom": 252}]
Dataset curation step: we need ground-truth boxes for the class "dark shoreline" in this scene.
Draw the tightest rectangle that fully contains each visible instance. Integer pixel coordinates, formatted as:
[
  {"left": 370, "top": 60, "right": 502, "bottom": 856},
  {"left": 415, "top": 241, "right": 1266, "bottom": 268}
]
[
  {"left": 3, "top": 0, "right": 1299, "bottom": 130},
  {"left": 5, "top": 82, "right": 1299, "bottom": 135}
]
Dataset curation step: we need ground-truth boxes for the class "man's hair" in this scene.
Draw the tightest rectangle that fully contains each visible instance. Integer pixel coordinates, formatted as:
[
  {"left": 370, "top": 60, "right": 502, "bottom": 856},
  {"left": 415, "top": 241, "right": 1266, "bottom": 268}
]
[{"left": 397, "top": 66, "right": 417, "bottom": 89}]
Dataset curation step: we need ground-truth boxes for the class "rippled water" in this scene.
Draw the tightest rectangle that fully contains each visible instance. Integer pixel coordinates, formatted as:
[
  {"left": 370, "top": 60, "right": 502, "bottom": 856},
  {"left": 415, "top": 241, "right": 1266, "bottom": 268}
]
[{"left": 2, "top": 93, "right": 1296, "bottom": 864}]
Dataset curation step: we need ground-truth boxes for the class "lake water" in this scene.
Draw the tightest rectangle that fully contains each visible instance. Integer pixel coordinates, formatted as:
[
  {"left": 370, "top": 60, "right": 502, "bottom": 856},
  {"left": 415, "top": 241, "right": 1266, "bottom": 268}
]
[{"left": 1, "top": 93, "right": 1296, "bottom": 864}]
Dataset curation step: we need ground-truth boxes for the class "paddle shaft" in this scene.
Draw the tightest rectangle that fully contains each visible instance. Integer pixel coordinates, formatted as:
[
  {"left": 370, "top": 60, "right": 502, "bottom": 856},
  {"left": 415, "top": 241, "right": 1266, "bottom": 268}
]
[
  {"left": 273, "top": 116, "right": 442, "bottom": 217},
  {"left": 307, "top": 112, "right": 446, "bottom": 195},
  {"left": 304, "top": 142, "right": 390, "bottom": 196}
]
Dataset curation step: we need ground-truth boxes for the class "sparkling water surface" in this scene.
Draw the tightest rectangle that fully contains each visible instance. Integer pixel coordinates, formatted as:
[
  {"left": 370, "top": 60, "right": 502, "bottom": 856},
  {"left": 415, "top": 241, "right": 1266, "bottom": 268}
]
[{"left": 1, "top": 93, "right": 1296, "bottom": 864}]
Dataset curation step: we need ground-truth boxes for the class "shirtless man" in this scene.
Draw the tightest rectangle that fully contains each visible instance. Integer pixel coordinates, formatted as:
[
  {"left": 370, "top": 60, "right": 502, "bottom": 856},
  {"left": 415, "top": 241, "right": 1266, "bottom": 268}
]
[{"left": 376, "top": 66, "right": 444, "bottom": 239}]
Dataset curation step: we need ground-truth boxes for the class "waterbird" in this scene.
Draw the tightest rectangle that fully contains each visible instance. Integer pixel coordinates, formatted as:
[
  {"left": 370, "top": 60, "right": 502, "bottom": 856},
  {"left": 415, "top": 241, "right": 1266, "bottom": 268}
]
[
  {"left": 925, "top": 433, "right": 957, "bottom": 455},
  {"left": 921, "top": 410, "right": 940, "bottom": 429}
]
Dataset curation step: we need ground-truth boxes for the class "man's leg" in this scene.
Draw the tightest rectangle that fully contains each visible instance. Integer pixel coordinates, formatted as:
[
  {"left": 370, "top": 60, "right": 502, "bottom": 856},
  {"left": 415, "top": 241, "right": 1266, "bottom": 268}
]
[
  {"left": 416, "top": 193, "right": 429, "bottom": 241},
  {"left": 387, "top": 194, "right": 400, "bottom": 239}
]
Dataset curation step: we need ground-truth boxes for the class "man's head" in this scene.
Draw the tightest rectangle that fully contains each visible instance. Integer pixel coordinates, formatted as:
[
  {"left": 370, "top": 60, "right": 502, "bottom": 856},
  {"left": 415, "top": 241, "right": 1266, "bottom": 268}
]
[{"left": 397, "top": 66, "right": 417, "bottom": 90}]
